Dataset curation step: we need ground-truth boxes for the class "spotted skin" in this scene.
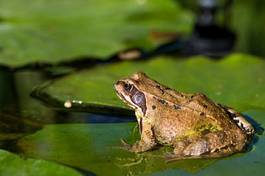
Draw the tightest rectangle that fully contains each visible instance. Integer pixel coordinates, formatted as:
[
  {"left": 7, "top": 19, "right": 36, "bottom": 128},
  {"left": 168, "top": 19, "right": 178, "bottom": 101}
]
[{"left": 114, "top": 72, "right": 255, "bottom": 160}]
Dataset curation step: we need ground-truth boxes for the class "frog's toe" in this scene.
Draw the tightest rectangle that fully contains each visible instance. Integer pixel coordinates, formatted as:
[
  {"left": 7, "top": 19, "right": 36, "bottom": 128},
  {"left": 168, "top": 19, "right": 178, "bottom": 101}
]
[
  {"left": 120, "top": 138, "right": 132, "bottom": 150},
  {"left": 120, "top": 139, "right": 144, "bottom": 152}
]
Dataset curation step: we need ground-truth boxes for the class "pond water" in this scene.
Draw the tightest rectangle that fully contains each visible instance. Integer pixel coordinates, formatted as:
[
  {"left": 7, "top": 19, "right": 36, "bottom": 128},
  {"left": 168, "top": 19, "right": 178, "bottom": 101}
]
[{"left": 0, "top": 69, "right": 136, "bottom": 175}]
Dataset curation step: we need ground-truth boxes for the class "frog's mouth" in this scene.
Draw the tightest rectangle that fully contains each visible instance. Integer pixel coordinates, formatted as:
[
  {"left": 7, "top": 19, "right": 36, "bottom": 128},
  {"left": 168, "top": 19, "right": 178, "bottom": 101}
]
[
  {"left": 115, "top": 89, "right": 125, "bottom": 101},
  {"left": 114, "top": 89, "right": 137, "bottom": 110}
]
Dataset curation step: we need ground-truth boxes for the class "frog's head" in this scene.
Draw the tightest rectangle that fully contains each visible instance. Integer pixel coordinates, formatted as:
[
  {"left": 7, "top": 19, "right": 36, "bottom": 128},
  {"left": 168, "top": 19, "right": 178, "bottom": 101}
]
[{"left": 114, "top": 72, "right": 147, "bottom": 116}]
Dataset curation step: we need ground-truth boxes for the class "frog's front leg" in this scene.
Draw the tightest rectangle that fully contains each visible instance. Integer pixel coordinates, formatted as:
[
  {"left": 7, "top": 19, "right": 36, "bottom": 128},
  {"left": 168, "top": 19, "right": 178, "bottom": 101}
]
[{"left": 129, "top": 121, "right": 157, "bottom": 153}]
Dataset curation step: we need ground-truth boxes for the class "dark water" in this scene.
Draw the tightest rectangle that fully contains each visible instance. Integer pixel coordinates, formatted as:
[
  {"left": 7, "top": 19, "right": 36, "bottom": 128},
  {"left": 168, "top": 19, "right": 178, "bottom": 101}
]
[{"left": 0, "top": 68, "right": 136, "bottom": 175}]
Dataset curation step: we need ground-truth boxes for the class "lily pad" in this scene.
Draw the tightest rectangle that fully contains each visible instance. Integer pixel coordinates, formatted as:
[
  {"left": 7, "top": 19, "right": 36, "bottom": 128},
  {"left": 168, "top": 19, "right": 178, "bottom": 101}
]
[
  {"left": 16, "top": 110, "right": 265, "bottom": 176},
  {"left": 33, "top": 53, "right": 265, "bottom": 115},
  {"left": 0, "top": 0, "right": 192, "bottom": 68},
  {"left": 0, "top": 149, "right": 81, "bottom": 176},
  {"left": 17, "top": 123, "right": 217, "bottom": 175}
]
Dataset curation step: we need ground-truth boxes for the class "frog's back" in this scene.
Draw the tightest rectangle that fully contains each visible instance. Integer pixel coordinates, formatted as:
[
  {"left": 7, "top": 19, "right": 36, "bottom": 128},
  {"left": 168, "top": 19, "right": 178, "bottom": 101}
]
[
  {"left": 150, "top": 92, "right": 251, "bottom": 147},
  {"left": 135, "top": 73, "right": 223, "bottom": 115},
  {"left": 134, "top": 72, "right": 253, "bottom": 145},
  {"left": 135, "top": 74, "right": 193, "bottom": 104}
]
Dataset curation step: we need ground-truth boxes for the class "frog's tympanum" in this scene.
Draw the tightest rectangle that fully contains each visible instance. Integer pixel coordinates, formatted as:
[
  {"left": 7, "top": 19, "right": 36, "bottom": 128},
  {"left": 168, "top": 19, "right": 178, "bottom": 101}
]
[{"left": 114, "top": 72, "right": 255, "bottom": 160}]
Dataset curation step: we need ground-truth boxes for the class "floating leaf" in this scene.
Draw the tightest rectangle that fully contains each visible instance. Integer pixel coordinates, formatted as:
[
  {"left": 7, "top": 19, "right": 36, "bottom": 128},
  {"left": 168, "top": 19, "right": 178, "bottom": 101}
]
[
  {"left": 33, "top": 54, "right": 265, "bottom": 115},
  {"left": 19, "top": 53, "right": 265, "bottom": 175},
  {"left": 17, "top": 123, "right": 217, "bottom": 175},
  {"left": 17, "top": 111, "right": 265, "bottom": 176},
  {"left": 0, "top": 0, "right": 192, "bottom": 68},
  {"left": 0, "top": 149, "right": 82, "bottom": 176}
]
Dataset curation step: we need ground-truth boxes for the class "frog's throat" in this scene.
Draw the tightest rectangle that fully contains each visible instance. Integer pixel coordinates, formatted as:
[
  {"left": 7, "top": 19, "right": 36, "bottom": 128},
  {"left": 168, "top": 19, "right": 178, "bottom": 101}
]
[
  {"left": 135, "top": 111, "right": 143, "bottom": 134},
  {"left": 135, "top": 111, "right": 143, "bottom": 119}
]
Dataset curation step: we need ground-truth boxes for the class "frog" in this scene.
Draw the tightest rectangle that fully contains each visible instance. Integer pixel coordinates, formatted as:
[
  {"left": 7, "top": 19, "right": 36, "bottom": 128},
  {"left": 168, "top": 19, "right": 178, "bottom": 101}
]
[{"left": 114, "top": 72, "right": 255, "bottom": 160}]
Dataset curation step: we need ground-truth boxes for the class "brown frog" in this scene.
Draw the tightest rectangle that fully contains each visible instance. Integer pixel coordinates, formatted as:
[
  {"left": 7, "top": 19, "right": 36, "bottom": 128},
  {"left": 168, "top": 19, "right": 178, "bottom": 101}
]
[{"left": 114, "top": 72, "right": 255, "bottom": 160}]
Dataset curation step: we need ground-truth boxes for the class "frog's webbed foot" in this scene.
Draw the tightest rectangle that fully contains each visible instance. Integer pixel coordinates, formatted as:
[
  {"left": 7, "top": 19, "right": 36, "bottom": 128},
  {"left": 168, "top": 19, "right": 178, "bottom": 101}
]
[
  {"left": 122, "top": 140, "right": 154, "bottom": 153},
  {"left": 120, "top": 138, "right": 132, "bottom": 150},
  {"left": 120, "top": 138, "right": 156, "bottom": 153},
  {"left": 130, "top": 142, "right": 153, "bottom": 153}
]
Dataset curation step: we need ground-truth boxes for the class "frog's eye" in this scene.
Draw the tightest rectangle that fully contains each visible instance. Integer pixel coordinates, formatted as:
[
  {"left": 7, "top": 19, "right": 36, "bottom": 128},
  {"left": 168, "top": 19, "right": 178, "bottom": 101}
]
[{"left": 124, "top": 83, "right": 133, "bottom": 92}]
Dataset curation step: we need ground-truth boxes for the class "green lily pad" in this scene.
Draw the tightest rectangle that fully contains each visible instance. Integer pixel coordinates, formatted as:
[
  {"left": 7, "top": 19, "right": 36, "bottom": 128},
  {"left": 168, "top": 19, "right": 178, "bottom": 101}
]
[
  {"left": 0, "top": 149, "right": 81, "bottom": 176},
  {"left": 33, "top": 53, "right": 265, "bottom": 115},
  {"left": 0, "top": 0, "right": 192, "bottom": 68},
  {"left": 16, "top": 109, "right": 265, "bottom": 176},
  {"left": 17, "top": 123, "right": 217, "bottom": 175}
]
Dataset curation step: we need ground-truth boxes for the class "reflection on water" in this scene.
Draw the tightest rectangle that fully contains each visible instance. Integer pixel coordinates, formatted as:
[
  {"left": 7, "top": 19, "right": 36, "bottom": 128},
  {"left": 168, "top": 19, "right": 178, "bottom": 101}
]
[
  {"left": 0, "top": 68, "right": 138, "bottom": 175},
  {"left": 0, "top": 68, "right": 136, "bottom": 124},
  {"left": 66, "top": 113, "right": 135, "bottom": 124}
]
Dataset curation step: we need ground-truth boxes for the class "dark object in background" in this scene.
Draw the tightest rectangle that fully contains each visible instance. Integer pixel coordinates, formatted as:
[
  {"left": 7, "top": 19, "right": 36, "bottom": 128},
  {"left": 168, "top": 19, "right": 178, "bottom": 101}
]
[
  {"left": 182, "top": 0, "right": 235, "bottom": 57},
  {"left": 118, "top": 0, "right": 236, "bottom": 60},
  {"left": 115, "top": 0, "right": 236, "bottom": 61},
  {"left": 151, "top": 0, "right": 236, "bottom": 58}
]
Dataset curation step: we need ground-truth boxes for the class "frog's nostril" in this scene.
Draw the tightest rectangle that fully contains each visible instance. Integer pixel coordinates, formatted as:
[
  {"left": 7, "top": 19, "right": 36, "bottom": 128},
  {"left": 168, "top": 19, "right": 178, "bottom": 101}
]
[{"left": 114, "top": 81, "right": 124, "bottom": 90}]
